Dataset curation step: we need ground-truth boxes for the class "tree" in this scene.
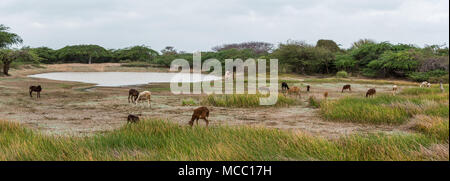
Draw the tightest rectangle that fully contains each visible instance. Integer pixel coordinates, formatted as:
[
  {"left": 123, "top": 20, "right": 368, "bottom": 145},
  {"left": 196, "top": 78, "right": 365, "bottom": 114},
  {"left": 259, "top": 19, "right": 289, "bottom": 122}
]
[
  {"left": 56, "top": 45, "right": 111, "bottom": 64},
  {"left": 364, "top": 50, "right": 419, "bottom": 78},
  {"left": 161, "top": 46, "right": 178, "bottom": 55},
  {"left": 350, "top": 39, "right": 375, "bottom": 49},
  {"left": 334, "top": 53, "right": 357, "bottom": 73},
  {"left": 0, "top": 49, "right": 38, "bottom": 75},
  {"left": 212, "top": 42, "right": 273, "bottom": 55},
  {"left": 114, "top": 45, "right": 159, "bottom": 62},
  {"left": 0, "top": 24, "right": 23, "bottom": 48},
  {"left": 30, "top": 47, "right": 57, "bottom": 64},
  {"left": 316, "top": 39, "right": 340, "bottom": 52},
  {"left": 351, "top": 42, "right": 393, "bottom": 68}
]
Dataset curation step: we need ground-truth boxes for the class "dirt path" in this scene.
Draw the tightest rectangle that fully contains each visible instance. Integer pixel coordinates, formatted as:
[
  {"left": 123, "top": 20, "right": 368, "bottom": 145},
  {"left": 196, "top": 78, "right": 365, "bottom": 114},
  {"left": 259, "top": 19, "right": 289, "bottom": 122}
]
[{"left": 0, "top": 64, "right": 412, "bottom": 138}]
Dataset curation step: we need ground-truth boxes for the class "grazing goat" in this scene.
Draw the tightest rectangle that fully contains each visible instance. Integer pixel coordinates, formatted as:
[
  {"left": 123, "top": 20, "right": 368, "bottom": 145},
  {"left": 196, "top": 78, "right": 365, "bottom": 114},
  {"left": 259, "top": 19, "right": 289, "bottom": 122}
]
[
  {"left": 136, "top": 91, "right": 152, "bottom": 107},
  {"left": 427, "top": 82, "right": 432, "bottom": 88},
  {"left": 128, "top": 89, "right": 139, "bottom": 103},
  {"left": 189, "top": 106, "right": 210, "bottom": 127},
  {"left": 392, "top": 85, "right": 398, "bottom": 95},
  {"left": 366, "top": 88, "right": 376, "bottom": 98},
  {"left": 29, "top": 85, "right": 42, "bottom": 98},
  {"left": 127, "top": 114, "right": 140, "bottom": 124},
  {"left": 288, "top": 86, "right": 301, "bottom": 98},
  {"left": 306, "top": 85, "right": 311, "bottom": 92},
  {"left": 281, "top": 82, "right": 290, "bottom": 91},
  {"left": 342, "top": 84, "right": 351, "bottom": 93},
  {"left": 440, "top": 82, "right": 445, "bottom": 93},
  {"left": 323, "top": 91, "right": 328, "bottom": 99},
  {"left": 420, "top": 81, "right": 428, "bottom": 87}
]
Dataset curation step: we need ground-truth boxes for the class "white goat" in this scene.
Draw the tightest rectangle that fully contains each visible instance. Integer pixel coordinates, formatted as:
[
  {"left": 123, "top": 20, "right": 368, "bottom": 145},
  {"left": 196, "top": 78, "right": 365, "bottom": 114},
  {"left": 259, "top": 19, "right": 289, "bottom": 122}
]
[
  {"left": 420, "top": 81, "right": 428, "bottom": 88},
  {"left": 135, "top": 91, "right": 152, "bottom": 107},
  {"left": 392, "top": 85, "right": 398, "bottom": 95}
]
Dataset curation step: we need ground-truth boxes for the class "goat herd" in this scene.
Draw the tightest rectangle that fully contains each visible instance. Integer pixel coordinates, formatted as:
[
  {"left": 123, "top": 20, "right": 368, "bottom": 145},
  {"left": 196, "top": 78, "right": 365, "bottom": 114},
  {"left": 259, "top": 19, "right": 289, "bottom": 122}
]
[{"left": 27, "top": 80, "right": 444, "bottom": 127}]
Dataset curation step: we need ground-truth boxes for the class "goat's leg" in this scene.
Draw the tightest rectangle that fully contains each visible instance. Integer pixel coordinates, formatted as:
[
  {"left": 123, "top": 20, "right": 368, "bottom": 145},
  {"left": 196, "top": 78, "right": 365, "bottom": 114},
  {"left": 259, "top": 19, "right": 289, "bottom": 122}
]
[
  {"left": 203, "top": 118, "right": 209, "bottom": 127},
  {"left": 135, "top": 95, "right": 141, "bottom": 105},
  {"left": 38, "top": 92, "right": 40, "bottom": 98},
  {"left": 30, "top": 90, "right": 33, "bottom": 98}
]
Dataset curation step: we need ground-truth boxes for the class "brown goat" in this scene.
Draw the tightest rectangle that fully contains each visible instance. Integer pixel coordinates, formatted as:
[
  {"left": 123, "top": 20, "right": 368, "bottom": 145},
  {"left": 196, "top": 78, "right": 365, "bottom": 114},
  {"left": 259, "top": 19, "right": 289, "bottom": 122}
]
[
  {"left": 128, "top": 89, "right": 139, "bottom": 103},
  {"left": 341, "top": 84, "right": 351, "bottom": 93},
  {"left": 323, "top": 91, "right": 328, "bottom": 99},
  {"left": 366, "top": 88, "right": 376, "bottom": 98},
  {"left": 127, "top": 114, "right": 140, "bottom": 124},
  {"left": 288, "top": 86, "right": 301, "bottom": 98},
  {"left": 29, "top": 85, "right": 42, "bottom": 98},
  {"left": 189, "top": 107, "right": 210, "bottom": 127}
]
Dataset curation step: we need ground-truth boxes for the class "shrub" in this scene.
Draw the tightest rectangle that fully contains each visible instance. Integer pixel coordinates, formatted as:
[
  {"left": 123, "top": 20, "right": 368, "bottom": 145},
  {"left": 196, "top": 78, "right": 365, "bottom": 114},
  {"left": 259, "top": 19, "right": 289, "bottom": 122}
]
[
  {"left": 336, "top": 71, "right": 348, "bottom": 78},
  {"left": 308, "top": 96, "right": 321, "bottom": 108}
]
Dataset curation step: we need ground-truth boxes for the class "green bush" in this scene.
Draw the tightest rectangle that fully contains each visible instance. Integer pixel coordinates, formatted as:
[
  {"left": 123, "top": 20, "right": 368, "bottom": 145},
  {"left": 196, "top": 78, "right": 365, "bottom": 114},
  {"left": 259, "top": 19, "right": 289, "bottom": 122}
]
[{"left": 336, "top": 71, "right": 348, "bottom": 78}]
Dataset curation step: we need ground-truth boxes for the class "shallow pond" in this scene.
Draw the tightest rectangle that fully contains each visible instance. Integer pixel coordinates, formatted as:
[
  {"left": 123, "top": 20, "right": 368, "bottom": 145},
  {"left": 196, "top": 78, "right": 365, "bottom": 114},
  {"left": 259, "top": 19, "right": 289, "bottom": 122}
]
[{"left": 28, "top": 72, "right": 221, "bottom": 87}]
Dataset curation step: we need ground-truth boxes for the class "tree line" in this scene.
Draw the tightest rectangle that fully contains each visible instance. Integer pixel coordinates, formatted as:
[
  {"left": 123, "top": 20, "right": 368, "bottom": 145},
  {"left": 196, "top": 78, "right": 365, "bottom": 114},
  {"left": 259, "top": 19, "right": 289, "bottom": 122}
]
[{"left": 1, "top": 24, "right": 448, "bottom": 82}]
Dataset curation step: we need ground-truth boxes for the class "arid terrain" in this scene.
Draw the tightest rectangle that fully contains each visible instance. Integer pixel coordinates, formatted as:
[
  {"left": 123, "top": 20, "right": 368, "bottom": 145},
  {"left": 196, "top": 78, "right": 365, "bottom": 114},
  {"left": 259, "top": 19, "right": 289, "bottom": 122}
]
[{"left": 0, "top": 63, "right": 419, "bottom": 139}]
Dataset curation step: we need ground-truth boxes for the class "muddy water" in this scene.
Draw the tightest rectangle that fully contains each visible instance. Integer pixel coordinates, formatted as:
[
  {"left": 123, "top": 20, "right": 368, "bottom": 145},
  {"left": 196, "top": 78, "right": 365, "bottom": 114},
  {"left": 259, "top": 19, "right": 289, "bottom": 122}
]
[{"left": 28, "top": 72, "right": 221, "bottom": 87}]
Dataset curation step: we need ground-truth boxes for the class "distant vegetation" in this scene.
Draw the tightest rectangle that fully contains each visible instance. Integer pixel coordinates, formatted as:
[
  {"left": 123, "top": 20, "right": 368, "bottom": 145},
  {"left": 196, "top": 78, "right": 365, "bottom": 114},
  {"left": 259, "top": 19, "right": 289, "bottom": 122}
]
[
  {"left": 1, "top": 24, "right": 449, "bottom": 83},
  {"left": 0, "top": 119, "right": 447, "bottom": 161}
]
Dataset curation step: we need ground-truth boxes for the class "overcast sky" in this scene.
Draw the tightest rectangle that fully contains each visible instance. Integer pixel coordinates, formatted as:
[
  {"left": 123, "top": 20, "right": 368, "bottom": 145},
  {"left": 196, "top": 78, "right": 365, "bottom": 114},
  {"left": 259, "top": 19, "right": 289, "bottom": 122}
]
[{"left": 1, "top": 0, "right": 448, "bottom": 52}]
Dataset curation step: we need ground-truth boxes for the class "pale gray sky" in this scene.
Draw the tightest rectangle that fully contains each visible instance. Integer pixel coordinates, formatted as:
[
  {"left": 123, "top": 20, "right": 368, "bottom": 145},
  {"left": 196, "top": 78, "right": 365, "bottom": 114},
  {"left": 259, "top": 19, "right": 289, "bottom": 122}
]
[{"left": 1, "top": 0, "right": 448, "bottom": 52}]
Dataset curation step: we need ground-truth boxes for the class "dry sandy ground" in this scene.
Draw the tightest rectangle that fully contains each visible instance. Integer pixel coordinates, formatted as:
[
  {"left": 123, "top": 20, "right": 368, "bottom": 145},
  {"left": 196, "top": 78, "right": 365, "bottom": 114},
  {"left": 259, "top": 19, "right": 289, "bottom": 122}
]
[{"left": 0, "top": 63, "right": 415, "bottom": 139}]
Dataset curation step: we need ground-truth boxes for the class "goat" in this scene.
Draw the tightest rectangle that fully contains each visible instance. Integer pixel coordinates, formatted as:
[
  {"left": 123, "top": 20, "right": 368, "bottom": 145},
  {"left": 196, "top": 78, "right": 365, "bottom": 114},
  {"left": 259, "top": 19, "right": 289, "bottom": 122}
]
[
  {"left": 342, "top": 84, "right": 351, "bottom": 93},
  {"left": 189, "top": 106, "right": 210, "bottom": 127},
  {"left": 392, "top": 85, "right": 398, "bottom": 95},
  {"left": 288, "top": 86, "right": 301, "bottom": 98},
  {"left": 128, "top": 89, "right": 139, "bottom": 103},
  {"left": 281, "top": 82, "right": 290, "bottom": 91},
  {"left": 427, "top": 82, "right": 432, "bottom": 88},
  {"left": 323, "top": 91, "right": 328, "bottom": 99},
  {"left": 440, "top": 82, "right": 445, "bottom": 93},
  {"left": 306, "top": 85, "right": 311, "bottom": 92},
  {"left": 127, "top": 114, "right": 140, "bottom": 124},
  {"left": 135, "top": 91, "right": 152, "bottom": 107},
  {"left": 366, "top": 88, "right": 376, "bottom": 98},
  {"left": 420, "top": 81, "right": 428, "bottom": 87},
  {"left": 29, "top": 85, "right": 42, "bottom": 98}
]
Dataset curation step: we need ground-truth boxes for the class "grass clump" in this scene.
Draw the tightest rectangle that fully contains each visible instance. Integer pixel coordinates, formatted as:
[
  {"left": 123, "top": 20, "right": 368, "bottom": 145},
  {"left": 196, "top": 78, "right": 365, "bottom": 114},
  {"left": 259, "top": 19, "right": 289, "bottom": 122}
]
[
  {"left": 320, "top": 86, "right": 449, "bottom": 125},
  {"left": 320, "top": 96, "right": 411, "bottom": 124},
  {"left": 0, "top": 120, "right": 447, "bottom": 161},
  {"left": 409, "top": 115, "right": 449, "bottom": 142},
  {"left": 201, "top": 93, "right": 300, "bottom": 108},
  {"left": 181, "top": 98, "right": 198, "bottom": 106},
  {"left": 308, "top": 96, "right": 321, "bottom": 108}
]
